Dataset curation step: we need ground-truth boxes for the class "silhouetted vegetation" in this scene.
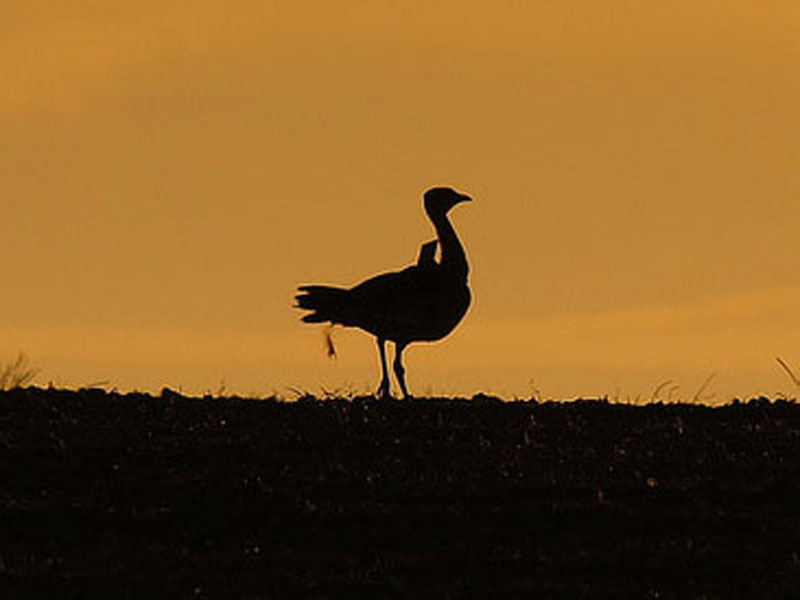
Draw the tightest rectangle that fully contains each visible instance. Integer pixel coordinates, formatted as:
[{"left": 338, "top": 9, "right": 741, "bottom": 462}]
[
  {"left": 0, "top": 352, "right": 37, "bottom": 391},
  {"left": 1, "top": 388, "right": 798, "bottom": 598},
  {"left": 776, "top": 356, "right": 800, "bottom": 390}
]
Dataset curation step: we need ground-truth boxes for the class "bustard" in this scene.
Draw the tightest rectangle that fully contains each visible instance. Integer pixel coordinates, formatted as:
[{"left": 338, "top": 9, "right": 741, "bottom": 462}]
[{"left": 295, "top": 186, "right": 472, "bottom": 398}]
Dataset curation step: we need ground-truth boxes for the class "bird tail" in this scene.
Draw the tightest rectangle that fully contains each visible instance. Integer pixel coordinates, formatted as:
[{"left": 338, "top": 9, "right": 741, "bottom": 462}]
[{"left": 295, "top": 285, "right": 350, "bottom": 324}]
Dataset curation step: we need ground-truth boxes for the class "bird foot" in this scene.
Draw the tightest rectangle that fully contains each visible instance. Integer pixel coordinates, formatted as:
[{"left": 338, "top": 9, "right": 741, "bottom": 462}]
[{"left": 376, "top": 380, "right": 391, "bottom": 400}]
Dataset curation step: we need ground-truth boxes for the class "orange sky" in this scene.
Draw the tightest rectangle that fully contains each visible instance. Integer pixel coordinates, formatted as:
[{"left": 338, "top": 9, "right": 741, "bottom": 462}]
[{"left": 2, "top": 1, "right": 799, "bottom": 401}]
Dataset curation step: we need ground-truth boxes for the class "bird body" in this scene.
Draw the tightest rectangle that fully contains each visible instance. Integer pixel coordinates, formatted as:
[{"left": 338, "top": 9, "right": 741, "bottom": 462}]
[
  {"left": 295, "top": 187, "right": 472, "bottom": 398},
  {"left": 299, "top": 259, "right": 469, "bottom": 344}
]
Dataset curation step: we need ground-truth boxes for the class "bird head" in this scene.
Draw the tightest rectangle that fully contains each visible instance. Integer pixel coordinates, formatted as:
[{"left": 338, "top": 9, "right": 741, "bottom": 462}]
[{"left": 424, "top": 187, "right": 472, "bottom": 216}]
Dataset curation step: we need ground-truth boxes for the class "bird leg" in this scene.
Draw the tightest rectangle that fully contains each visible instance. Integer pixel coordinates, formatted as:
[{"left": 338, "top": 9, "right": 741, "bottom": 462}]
[
  {"left": 393, "top": 342, "right": 411, "bottom": 400},
  {"left": 376, "top": 338, "right": 391, "bottom": 399}
]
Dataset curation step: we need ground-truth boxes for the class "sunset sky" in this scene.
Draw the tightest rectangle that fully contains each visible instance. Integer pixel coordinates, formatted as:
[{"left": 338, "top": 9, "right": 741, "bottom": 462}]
[{"left": 2, "top": 1, "right": 799, "bottom": 401}]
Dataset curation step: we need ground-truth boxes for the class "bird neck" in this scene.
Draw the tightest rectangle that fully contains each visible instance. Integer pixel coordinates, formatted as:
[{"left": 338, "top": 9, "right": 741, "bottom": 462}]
[{"left": 429, "top": 210, "right": 468, "bottom": 278}]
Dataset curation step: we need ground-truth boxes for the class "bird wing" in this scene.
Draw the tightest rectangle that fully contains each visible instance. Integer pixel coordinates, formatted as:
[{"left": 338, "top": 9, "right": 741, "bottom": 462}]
[{"left": 346, "top": 264, "right": 467, "bottom": 341}]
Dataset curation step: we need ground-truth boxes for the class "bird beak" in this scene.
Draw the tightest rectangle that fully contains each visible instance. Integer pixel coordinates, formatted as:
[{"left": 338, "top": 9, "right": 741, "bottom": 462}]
[{"left": 459, "top": 193, "right": 472, "bottom": 203}]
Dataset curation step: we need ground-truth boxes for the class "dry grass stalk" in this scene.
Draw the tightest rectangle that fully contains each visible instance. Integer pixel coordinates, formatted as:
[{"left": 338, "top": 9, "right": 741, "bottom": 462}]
[{"left": 0, "top": 352, "right": 38, "bottom": 391}]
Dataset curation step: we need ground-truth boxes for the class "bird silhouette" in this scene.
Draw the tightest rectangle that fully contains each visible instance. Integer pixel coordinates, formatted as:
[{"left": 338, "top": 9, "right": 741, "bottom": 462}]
[{"left": 295, "top": 186, "right": 473, "bottom": 399}]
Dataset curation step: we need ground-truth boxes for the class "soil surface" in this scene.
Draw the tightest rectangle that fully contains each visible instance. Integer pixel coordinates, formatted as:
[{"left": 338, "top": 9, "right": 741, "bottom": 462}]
[{"left": 1, "top": 388, "right": 799, "bottom": 599}]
